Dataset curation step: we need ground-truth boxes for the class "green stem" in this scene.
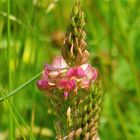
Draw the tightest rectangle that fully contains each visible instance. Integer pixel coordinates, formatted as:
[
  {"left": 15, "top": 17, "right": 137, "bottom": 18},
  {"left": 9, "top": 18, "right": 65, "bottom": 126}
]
[
  {"left": 0, "top": 72, "right": 41, "bottom": 102},
  {"left": 7, "top": 0, "right": 14, "bottom": 139},
  {"left": 1, "top": 92, "right": 27, "bottom": 140},
  {"left": 7, "top": 0, "right": 10, "bottom": 91}
]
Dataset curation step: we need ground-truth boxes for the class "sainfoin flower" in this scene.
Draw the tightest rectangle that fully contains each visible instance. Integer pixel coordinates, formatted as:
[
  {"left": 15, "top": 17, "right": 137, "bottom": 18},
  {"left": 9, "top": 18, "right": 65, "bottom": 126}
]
[{"left": 37, "top": 56, "right": 97, "bottom": 99}]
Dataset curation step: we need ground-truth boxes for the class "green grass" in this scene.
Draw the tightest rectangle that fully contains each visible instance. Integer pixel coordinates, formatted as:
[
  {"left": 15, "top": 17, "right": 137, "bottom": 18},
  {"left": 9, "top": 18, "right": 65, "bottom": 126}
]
[{"left": 0, "top": 0, "right": 140, "bottom": 139}]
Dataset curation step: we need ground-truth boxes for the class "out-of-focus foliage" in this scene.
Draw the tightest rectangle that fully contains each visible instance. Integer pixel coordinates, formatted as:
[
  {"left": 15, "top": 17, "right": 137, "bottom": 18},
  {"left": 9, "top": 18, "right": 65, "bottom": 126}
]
[{"left": 0, "top": 0, "right": 140, "bottom": 139}]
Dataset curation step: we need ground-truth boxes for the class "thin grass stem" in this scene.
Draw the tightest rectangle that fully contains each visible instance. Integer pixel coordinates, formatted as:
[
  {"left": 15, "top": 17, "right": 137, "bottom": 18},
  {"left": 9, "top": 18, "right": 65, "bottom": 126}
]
[
  {"left": 1, "top": 92, "right": 27, "bottom": 140},
  {"left": 7, "top": 0, "right": 15, "bottom": 139},
  {"left": 0, "top": 72, "right": 41, "bottom": 102}
]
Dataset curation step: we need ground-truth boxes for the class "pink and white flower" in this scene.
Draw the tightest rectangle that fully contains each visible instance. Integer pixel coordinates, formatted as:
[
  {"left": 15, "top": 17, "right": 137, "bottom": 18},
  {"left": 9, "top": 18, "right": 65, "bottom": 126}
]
[{"left": 37, "top": 56, "right": 97, "bottom": 99}]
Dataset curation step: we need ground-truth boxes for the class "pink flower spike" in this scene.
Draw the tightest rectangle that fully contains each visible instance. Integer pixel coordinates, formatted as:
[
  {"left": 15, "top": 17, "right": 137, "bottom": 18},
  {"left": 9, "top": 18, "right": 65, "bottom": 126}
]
[
  {"left": 81, "top": 64, "right": 97, "bottom": 81},
  {"left": 37, "top": 80, "right": 49, "bottom": 90},
  {"left": 52, "top": 56, "right": 68, "bottom": 69}
]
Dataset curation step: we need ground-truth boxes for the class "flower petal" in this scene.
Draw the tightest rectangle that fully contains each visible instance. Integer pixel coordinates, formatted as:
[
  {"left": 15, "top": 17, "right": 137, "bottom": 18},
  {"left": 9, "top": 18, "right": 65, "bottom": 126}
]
[
  {"left": 67, "top": 67, "right": 85, "bottom": 78},
  {"left": 52, "top": 56, "right": 68, "bottom": 69},
  {"left": 37, "top": 80, "right": 55, "bottom": 90},
  {"left": 37, "top": 80, "right": 49, "bottom": 90},
  {"left": 66, "top": 79, "right": 76, "bottom": 91},
  {"left": 75, "top": 67, "right": 86, "bottom": 78},
  {"left": 57, "top": 78, "right": 67, "bottom": 89},
  {"left": 66, "top": 68, "right": 75, "bottom": 77},
  {"left": 64, "top": 91, "right": 69, "bottom": 100},
  {"left": 57, "top": 78, "right": 76, "bottom": 91},
  {"left": 81, "top": 63, "right": 97, "bottom": 81}
]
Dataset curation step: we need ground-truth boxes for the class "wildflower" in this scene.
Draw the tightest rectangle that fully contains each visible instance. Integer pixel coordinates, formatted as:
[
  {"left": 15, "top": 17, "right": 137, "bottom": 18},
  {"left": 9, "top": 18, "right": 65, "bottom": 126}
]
[
  {"left": 37, "top": 1, "right": 101, "bottom": 139},
  {"left": 37, "top": 1, "right": 98, "bottom": 99}
]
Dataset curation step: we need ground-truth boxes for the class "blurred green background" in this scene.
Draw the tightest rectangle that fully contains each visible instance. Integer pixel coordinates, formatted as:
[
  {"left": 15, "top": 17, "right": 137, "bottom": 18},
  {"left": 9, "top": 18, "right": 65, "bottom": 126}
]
[{"left": 0, "top": 0, "right": 140, "bottom": 139}]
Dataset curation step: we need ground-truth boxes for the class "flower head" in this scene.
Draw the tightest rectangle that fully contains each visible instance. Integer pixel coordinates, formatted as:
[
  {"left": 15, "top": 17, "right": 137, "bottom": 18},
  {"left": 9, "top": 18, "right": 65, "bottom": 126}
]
[{"left": 37, "top": 56, "right": 97, "bottom": 100}]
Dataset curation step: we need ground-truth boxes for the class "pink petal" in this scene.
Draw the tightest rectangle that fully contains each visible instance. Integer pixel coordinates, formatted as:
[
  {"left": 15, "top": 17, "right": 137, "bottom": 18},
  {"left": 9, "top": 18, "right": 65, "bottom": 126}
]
[
  {"left": 57, "top": 79, "right": 76, "bottom": 91},
  {"left": 37, "top": 80, "right": 49, "bottom": 90},
  {"left": 75, "top": 67, "right": 86, "bottom": 78},
  {"left": 52, "top": 56, "right": 68, "bottom": 69},
  {"left": 66, "top": 79, "right": 76, "bottom": 91},
  {"left": 66, "top": 68, "right": 75, "bottom": 77},
  {"left": 67, "top": 67, "right": 85, "bottom": 78},
  {"left": 57, "top": 79, "right": 67, "bottom": 88},
  {"left": 37, "top": 80, "right": 55, "bottom": 90},
  {"left": 81, "top": 64, "right": 97, "bottom": 81},
  {"left": 64, "top": 91, "right": 69, "bottom": 100}
]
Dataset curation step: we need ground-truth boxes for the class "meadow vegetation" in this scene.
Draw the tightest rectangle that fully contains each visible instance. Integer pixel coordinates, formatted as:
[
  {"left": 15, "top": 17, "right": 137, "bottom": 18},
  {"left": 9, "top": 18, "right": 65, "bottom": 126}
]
[{"left": 0, "top": 0, "right": 140, "bottom": 139}]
